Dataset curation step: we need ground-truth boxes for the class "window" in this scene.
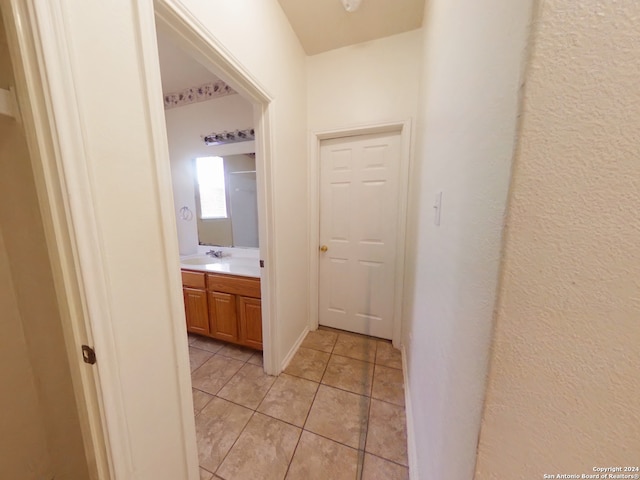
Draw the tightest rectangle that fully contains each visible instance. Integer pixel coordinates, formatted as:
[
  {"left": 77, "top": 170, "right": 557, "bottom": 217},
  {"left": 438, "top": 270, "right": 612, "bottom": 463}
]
[{"left": 195, "top": 156, "right": 227, "bottom": 219}]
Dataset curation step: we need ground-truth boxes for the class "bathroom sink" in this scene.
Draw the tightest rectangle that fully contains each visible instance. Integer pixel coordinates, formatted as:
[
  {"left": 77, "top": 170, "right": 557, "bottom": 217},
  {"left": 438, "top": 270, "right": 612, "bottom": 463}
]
[
  {"left": 181, "top": 256, "right": 258, "bottom": 267},
  {"left": 224, "top": 257, "right": 259, "bottom": 267},
  {"left": 180, "top": 255, "right": 260, "bottom": 277},
  {"left": 181, "top": 256, "right": 219, "bottom": 265}
]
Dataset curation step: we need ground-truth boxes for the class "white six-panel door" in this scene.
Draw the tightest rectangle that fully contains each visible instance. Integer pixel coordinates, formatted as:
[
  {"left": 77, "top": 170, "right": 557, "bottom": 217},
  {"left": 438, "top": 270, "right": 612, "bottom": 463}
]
[{"left": 319, "top": 131, "right": 401, "bottom": 339}]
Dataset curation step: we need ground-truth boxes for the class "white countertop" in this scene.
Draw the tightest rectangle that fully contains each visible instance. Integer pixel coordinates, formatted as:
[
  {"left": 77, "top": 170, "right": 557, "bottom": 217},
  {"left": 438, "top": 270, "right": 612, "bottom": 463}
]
[{"left": 180, "top": 253, "right": 261, "bottom": 278}]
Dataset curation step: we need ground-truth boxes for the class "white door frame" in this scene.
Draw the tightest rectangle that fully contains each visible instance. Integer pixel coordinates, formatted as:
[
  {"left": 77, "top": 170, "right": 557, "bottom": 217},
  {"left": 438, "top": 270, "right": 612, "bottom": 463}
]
[
  {"left": 308, "top": 121, "right": 412, "bottom": 347},
  {"left": 1, "top": 1, "right": 117, "bottom": 477},
  {"left": 4, "top": 0, "right": 279, "bottom": 478},
  {"left": 153, "top": 0, "right": 278, "bottom": 376}
]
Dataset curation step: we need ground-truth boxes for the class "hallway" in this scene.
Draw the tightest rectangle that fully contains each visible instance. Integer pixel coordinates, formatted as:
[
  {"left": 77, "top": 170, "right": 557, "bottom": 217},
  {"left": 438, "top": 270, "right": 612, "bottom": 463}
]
[{"left": 189, "top": 328, "right": 408, "bottom": 479}]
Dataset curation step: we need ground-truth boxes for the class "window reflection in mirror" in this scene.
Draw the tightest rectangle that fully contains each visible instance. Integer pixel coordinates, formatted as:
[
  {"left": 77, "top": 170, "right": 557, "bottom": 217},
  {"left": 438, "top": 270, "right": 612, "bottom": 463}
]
[
  {"left": 194, "top": 154, "right": 259, "bottom": 248},
  {"left": 196, "top": 156, "right": 228, "bottom": 219}
]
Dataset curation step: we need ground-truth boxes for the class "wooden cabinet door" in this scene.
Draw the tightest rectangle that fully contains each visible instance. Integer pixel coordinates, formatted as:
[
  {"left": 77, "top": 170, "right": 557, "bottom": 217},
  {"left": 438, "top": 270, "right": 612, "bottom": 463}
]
[
  {"left": 208, "top": 291, "right": 238, "bottom": 342},
  {"left": 238, "top": 296, "right": 262, "bottom": 350},
  {"left": 183, "top": 288, "right": 209, "bottom": 335}
]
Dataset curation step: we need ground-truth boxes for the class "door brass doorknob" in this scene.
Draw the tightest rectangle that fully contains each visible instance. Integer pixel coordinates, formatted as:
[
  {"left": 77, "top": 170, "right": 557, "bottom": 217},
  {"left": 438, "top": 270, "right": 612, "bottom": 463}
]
[{"left": 319, "top": 245, "right": 328, "bottom": 252}]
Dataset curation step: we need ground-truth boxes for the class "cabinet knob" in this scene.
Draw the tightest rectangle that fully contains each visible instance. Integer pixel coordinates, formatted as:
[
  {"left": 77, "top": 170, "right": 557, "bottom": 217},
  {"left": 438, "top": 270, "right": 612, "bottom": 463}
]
[{"left": 319, "top": 245, "right": 328, "bottom": 252}]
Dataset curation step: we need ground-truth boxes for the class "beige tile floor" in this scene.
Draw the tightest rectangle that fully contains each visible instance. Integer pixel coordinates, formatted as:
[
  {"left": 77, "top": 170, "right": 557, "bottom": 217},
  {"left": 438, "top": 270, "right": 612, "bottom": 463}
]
[{"left": 189, "top": 327, "right": 408, "bottom": 480}]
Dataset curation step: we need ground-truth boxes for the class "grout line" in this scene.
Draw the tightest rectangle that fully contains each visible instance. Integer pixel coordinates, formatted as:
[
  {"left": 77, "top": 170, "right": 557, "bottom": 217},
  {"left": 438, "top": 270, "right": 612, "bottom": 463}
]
[
  {"left": 189, "top": 346, "right": 215, "bottom": 376},
  {"left": 356, "top": 346, "right": 374, "bottom": 480},
  {"left": 190, "top": 363, "right": 206, "bottom": 376},
  {"left": 312, "top": 374, "right": 406, "bottom": 409},
  {"left": 213, "top": 410, "right": 256, "bottom": 477},
  {"left": 192, "top": 330, "right": 408, "bottom": 476},
  {"left": 375, "top": 362, "right": 403, "bottom": 371},
  {"left": 212, "top": 394, "right": 256, "bottom": 413},
  {"left": 301, "top": 345, "right": 335, "bottom": 355},
  {"left": 287, "top": 331, "right": 334, "bottom": 478},
  {"left": 255, "top": 406, "right": 311, "bottom": 430},
  {"left": 369, "top": 395, "right": 406, "bottom": 408},
  {"left": 318, "top": 378, "right": 372, "bottom": 398},
  {"left": 190, "top": 340, "right": 272, "bottom": 475},
  {"left": 300, "top": 428, "right": 361, "bottom": 454},
  {"left": 357, "top": 367, "right": 375, "bottom": 480},
  {"left": 192, "top": 389, "right": 215, "bottom": 415},
  {"left": 200, "top": 465, "right": 215, "bottom": 475},
  {"left": 254, "top": 366, "right": 285, "bottom": 414},
  {"left": 330, "top": 351, "right": 376, "bottom": 365},
  {"left": 305, "top": 349, "right": 371, "bottom": 475},
  {"left": 315, "top": 350, "right": 334, "bottom": 394},
  {"left": 189, "top": 345, "right": 217, "bottom": 354},
  {"left": 200, "top": 357, "right": 246, "bottom": 397},
  {"left": 204, "top": 347, "right": 268, "bottom": 474},
  {"left": 300, "top": 361, "right": 330, "bottom": 430},
  {"left": 365, "top": 450, "right": 411, "bottom": 470},
  {"left": 283, "top": 370, "right": 320, "bottom": 382},
  {"left": 312, "top": 381, "right": 372, "bottom": 401},
  {"left": 282, "top": 426, "right": 303, "bottom": 478},
  {"left": 299, "top": 382, "right": 322, "bottom": 431},
  {"left": 214, "top": 375, "right": 277, "bottom": 412},
  {"left": 216, "top": 349, "right": 254, "bottom": 363}
]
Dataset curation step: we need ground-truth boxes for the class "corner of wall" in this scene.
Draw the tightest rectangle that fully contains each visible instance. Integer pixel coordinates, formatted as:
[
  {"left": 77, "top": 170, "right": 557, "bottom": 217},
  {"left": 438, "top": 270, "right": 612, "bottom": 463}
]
[{"left": 279, "top": 324, "right": 309, "bottom": 374}]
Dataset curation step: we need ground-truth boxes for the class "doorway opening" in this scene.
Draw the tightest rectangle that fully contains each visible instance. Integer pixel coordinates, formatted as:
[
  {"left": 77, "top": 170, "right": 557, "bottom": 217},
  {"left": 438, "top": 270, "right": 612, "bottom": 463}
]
[
  {"left": 309, "top": 122, "right": 412, "bottom": 347},
  {"left": 152, "top": 4, "right": 279, "bottom": 475},
  {"left": 153, "top": 0, "right": 277, "bottom": 374}
]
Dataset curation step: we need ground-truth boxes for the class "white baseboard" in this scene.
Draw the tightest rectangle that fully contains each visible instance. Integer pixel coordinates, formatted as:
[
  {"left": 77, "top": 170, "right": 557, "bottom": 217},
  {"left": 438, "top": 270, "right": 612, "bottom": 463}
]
[
  {"left": 280, "top": 325, "right": 309, "bottom": 372},
  {"left": 402, "top": 344, "right": 419, "bottom": 480}
]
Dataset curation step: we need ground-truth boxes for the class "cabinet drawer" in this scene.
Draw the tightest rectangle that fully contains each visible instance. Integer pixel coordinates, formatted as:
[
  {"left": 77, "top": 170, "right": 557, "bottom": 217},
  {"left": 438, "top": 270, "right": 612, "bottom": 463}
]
[
  {"left": 206, "top": 273, "right": 261, "bottom": 298},
  {"left": 181, "top": 270, "right": 206, "bottom": 289}
]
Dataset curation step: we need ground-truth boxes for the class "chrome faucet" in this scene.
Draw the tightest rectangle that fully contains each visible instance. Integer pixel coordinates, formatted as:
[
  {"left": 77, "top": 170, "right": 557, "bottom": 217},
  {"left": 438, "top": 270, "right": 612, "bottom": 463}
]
[{"left": 206, "top": 249, "right": 224, "bottom": 258}]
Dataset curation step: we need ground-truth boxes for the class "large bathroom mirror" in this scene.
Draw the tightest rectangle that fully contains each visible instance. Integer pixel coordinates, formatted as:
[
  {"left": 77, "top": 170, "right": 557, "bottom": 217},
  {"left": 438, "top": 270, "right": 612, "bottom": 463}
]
[{"left": 194, "top": 153, "right": 259, "bottom": 248}]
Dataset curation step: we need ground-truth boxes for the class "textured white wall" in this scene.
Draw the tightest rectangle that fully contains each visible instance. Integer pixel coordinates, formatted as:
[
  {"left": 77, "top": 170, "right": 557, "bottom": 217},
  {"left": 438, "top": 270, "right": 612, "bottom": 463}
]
[
  {"left": 476, "top": 1, "right": 640, "bottom": 477},
  {"left": 307, "top": 29, "right": 422, "bottom": 131},
  {"left": 164, "top": 94, "right": 253, "bottom": 254},
  {"left": 402, "top": 1, "right": 534, "bottom": 478}
]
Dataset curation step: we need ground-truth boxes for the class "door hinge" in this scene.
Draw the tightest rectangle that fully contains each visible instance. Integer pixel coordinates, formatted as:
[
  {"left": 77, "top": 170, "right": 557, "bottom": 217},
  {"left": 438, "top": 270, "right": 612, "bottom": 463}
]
[
  {"left": 260, "top": 260, "right": 264, "bottom": 268},
  {"left": 81, "top": 345, "right": 97, "bottom": 365}
]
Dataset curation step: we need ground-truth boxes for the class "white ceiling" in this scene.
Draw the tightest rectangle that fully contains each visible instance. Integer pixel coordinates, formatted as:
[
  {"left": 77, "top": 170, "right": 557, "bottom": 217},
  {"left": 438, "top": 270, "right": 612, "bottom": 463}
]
[
  {"left": 156, "top": 0, "right": 426, "bottom": 90},
  {"left": 156, "top": 30, "right": 220, "bottom": 94},
  {"left": 277, "top": 0, "right": 425, "bottom": 55}
]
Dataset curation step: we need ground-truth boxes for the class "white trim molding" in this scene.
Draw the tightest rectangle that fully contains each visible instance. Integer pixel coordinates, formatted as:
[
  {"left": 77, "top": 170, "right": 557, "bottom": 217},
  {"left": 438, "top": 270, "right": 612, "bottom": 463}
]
[
  {"left": 4, "top": 1, "right": 279, "bottom": 478},
  {"left": 280, "top": 325, "right": 310, "bottom": 372},
  {"left": 402, "top": 344, "right": 419, "bottom": 480},
  {"left": 3, "top": 0, "right": 112, "bottom": 476},
  {"left": 308, "top": 120, "right": 413, "bottom": 348},
  {"left": 21, "top": 1, "right": 137, "bottom": 477},
  {"left": 2, "top": 0, "right": 133, "bottom": 477},
  {"left": 131, "top": 1, "right": 201, "bottom": 478}
]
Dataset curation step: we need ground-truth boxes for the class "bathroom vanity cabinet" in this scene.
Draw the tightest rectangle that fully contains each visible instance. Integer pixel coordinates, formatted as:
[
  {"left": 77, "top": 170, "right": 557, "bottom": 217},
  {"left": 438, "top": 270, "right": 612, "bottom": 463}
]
[{"left": 181, "top": 269, "right": 262, "bottom": 350}]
